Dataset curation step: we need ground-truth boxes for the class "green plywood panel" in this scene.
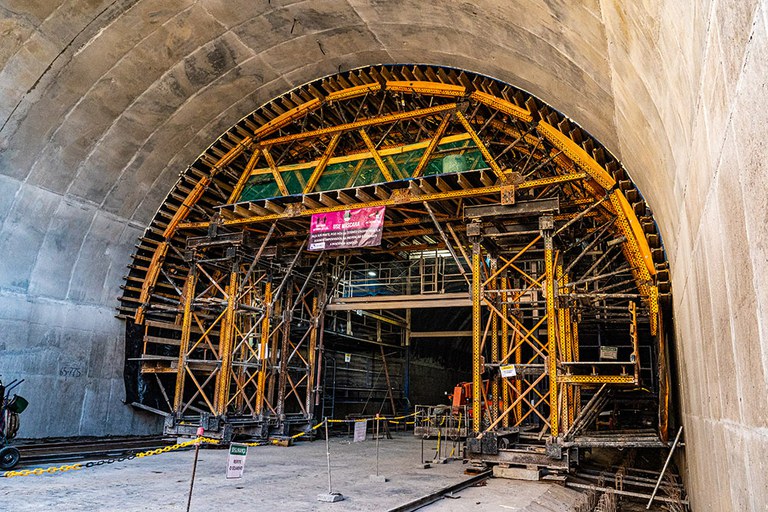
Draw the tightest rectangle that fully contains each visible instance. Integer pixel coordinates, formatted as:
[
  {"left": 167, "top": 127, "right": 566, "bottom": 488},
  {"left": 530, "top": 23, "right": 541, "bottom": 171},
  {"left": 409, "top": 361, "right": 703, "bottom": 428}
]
[
  {"left": 239, "top": 174, "right": 280, "bottom": 202},
  {"left": 235, "top": 138, "right": 489, "bottom": 202},
  {"left": 284, "top": 167, "right": 315, "bottom": 195}
]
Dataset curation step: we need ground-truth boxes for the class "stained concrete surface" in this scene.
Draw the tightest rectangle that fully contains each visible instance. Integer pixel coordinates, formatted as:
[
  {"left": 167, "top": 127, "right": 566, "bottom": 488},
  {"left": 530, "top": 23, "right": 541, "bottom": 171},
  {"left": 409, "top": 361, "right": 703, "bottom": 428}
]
[
  {"left": 421, "top": 479, "right": 582, "bottom": 512},
  {"left": 0, "top": 434, "right": 584, "bottom": 511},
  {"left": 1, "top": 1, "right": 768, "bottom": 510}
]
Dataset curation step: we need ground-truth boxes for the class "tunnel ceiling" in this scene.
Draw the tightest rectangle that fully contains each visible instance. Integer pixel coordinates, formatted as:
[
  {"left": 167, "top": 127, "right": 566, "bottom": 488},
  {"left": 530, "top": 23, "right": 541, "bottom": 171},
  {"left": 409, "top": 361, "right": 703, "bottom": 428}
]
[{"left": 0, "top": 1, "right": 625, "bottom": 233}]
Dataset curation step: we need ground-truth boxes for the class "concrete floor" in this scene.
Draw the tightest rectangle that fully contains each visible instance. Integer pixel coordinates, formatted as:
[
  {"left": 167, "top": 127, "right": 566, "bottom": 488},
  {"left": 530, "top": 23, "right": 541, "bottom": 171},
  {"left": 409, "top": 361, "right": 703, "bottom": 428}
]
[
  {"left": 421, "top": 478, "right": 584, "bottom": 512},
  {"left": 1, "top": 434, "right": 584, "bottom": 511}
]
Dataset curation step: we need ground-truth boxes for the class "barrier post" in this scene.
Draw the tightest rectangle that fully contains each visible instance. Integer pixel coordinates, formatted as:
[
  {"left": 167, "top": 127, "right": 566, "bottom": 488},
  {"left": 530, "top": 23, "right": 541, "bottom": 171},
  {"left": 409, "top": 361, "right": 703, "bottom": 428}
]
[
  {"left": 317, "top": 418, "right": 344, "bottom": 502},
  {"left": 186, "top": 426, "right": 204, "bottom": 512},
  {"left": 369, "top": 414, "right": 388, "bottom": 482}
]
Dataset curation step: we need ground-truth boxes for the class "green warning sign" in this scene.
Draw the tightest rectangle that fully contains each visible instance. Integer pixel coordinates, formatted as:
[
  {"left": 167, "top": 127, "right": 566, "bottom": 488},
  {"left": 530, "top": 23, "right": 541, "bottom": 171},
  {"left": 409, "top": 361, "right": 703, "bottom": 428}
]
[{"left": 229, "top": 444, "right": 248, "bottom": 456}]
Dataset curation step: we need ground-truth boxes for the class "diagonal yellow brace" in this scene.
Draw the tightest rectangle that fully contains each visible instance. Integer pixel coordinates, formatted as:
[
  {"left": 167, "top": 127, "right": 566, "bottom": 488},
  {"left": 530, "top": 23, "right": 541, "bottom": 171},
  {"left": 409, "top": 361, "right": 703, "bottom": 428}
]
[
  {"left": 413, "top": 113, "right": 452, "bottom": 178},
  {"left": 385, "top": 80, "right": 466, "bottom": 97},
  {"left": 455, "top": 111, "right": 504, "bottom": 179},
  {"left": 358, "top": 130, "right": 394, "bottom": 182},
  {"left": 470, "top": 90, "right": 533, "bottom": 122},
  {"left": 227, "top": 149, "right": 262, "bottom": 203},
  {"left": 259, "top": 103, "right": 457, "bottom": 146},
  {"left": 262, "top": 147, "right": 289, "bottom": 196},
  {"left": 304, "top": 133, "right": 342, "bottom": 193}
]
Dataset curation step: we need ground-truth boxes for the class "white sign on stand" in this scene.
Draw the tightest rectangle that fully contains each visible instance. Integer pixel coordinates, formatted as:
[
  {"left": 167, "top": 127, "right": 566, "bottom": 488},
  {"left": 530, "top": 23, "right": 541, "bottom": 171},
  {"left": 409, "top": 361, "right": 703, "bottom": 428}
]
[
  {"left": 226, "top": 443, "right": 248, "bottom": 479},
  {"left": 353, "top": 420, "right": 368, "bottom": 442}
]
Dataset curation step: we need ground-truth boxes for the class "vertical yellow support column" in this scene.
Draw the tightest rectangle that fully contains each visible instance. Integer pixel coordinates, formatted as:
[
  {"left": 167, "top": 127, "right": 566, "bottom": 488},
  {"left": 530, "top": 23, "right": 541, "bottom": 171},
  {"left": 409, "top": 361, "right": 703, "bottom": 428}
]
[
  {"left": 572, "top": 319, "right": 581, "bottom": 421},
  {"left": 565, "top": 308, "right": 575, "bottom": 427},
  {"left": 174, "top": 271, "right": 196, "bottom": 412},
  {"left": 255, "top": 282, "right": 273, "bottom": 416},
  {"left": 233, "top": 282, "right": 252, "bottom": 413},
  {"left": 500, "top": 276, "right": 510, "bottom": 428},
  {"left": 267, "top": 298, "right": 282, "bottom": 409},
  {"left": 490, "top": 258, "right": 499, "bottom": 424},
  {"left": 276, "top": 289, "right": 293, "bottom": 417},
  {"left": 214, "top": 271, "right": 238, "bottom": 416},
  {"left": 557, "top": 265, "right": 572, "bottom": 432},
  {"left": 514, "top": 301, "right": 522, "bottom": 423},
  {"left": 544, "top": 231, "right": 559, "bottom": 437},
  {"left": 472, "top": 240, "right": 483, "bottom": 432},
  {"left": 630, "top": 301, "right": 639, "bottom": 383},
  {"left": 657, "top": 310, "right": 670, "bottom": 443}
]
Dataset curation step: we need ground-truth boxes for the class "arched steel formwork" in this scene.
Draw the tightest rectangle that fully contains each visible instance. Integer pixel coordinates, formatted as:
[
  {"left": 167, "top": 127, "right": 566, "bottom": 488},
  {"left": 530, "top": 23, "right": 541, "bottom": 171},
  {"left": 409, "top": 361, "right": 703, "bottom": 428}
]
[{"left": 119, "top": 65, "right": 672, "bottom": 455}]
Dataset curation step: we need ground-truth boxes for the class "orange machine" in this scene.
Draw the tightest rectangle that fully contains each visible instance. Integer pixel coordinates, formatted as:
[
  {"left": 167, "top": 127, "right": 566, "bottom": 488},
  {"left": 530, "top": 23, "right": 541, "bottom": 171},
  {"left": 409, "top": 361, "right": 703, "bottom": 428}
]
[{"left": 448, "top": 380, "right": 497, "bottom": 418}]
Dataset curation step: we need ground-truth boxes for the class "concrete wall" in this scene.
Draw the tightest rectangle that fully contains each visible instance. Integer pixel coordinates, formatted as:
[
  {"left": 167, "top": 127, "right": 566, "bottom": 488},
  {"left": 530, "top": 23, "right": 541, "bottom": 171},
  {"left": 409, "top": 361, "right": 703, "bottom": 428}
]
[
  {"left": 0, "top": 1, "right": 766, "bottom": 508},
  {"left": 0, "top": 180, "right": 161, "bottom": 436},
  {"left": 600, "top": 3, "right": 768, "bottom": 509}
]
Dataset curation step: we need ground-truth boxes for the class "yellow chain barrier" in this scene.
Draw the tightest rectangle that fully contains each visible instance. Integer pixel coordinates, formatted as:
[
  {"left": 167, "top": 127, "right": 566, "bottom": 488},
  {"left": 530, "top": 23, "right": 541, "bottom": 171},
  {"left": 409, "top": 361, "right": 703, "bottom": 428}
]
[
  {"left": 3, "top": 463, "right": 85, "bottom": 478},
  {"left": 2, "top": 437, "right": 222, "bottom": 479},
  {"left": 134, "top": 437, "right": 221, "bottom": 458},
  {"left": 3, "top": 412, "right": 420, "bottom": 478}
]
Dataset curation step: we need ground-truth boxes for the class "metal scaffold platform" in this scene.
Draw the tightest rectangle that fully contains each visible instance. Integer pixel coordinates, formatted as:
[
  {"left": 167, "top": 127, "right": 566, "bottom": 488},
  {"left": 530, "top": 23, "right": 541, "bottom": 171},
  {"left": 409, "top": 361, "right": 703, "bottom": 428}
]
[{"left": 118, "top": 65, "right": 673, "bottom": 459}]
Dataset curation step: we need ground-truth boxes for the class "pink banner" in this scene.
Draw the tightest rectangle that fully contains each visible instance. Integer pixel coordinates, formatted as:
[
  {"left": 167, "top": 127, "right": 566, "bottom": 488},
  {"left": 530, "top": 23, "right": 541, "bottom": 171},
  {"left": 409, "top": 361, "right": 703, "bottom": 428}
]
[{"left": 308, "top": 206, "right": 386, "bottom": 251}]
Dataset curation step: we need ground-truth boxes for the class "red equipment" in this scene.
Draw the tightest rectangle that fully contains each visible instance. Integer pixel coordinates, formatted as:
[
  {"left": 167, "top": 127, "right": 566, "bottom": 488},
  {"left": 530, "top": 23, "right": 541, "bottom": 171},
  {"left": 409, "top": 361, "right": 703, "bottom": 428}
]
[{"left": 448, "top": 380, "right": 497, "bottom": 418}]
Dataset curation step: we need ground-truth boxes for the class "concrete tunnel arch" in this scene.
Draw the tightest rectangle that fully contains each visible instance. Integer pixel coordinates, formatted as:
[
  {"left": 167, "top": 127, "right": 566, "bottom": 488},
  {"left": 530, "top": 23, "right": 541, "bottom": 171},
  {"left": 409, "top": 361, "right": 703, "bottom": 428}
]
[{"left": 0, "top": 2, "right": 766, "bottom": 510}]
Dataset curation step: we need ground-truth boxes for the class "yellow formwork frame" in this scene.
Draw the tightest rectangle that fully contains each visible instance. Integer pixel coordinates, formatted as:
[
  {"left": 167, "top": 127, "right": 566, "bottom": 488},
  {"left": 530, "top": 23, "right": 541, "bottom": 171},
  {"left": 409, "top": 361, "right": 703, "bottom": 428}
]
[
  {"left": 500, "top": 276, "right": 510, "bottom": 428},
  {"left": 214, "top": 271, "right": 238, "bottom": 415},
  {"left": 129, "top": 75, "right": 670, "bottom": 444},
  {"left": 472, "top": 240, "right": 483, "bottom": 432},
  {"left": 255, "top": 282, "right": 273, "bottom": 416},
  {"left": 545, "top": 233, "right": 559, "bottom": 437}
]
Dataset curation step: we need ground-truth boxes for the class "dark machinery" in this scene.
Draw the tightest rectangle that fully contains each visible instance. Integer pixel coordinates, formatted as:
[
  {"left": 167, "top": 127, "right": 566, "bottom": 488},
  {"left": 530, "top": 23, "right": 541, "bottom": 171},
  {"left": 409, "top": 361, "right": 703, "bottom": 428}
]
[{"left": 0, "top": 378, "right": 28, "bottom": 470}]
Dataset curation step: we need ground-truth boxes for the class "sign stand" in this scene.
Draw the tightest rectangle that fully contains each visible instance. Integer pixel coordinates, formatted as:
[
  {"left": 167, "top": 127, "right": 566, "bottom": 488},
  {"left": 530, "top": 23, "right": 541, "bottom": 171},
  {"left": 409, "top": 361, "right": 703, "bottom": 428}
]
[
  {"left": 317, "top": 418, "right": 344, "bottom": 503},
  {"left": 353, "top": 419, "right": 367, "bottom": 443},
  {"left": 226, "top": 443, "right": 248, "bottom": 479},
  {"left": 369, "top": 415, "right": 388, "bottom": 482}
]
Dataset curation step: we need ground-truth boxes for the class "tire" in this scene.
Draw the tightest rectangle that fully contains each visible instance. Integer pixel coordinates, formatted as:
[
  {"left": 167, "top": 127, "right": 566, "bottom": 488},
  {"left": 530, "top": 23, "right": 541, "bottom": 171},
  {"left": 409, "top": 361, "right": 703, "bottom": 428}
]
[
  {"left": 0, "top": 446, "right": 20, "bottom": 470},
  {"left": 3, "top": 411, "right": 19, "bottom": 440}
]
